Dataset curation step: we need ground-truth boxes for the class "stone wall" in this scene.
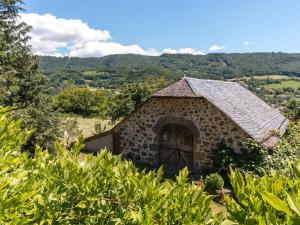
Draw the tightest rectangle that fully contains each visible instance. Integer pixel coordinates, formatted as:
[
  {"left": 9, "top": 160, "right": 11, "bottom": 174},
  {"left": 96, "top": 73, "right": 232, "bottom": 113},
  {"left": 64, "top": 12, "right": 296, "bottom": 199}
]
[
  {"left": 83, "top": 132, "right": 113, "bottom": 153},
  {"left": 118, "top": 97, "right": 250, "bottom": 171}
]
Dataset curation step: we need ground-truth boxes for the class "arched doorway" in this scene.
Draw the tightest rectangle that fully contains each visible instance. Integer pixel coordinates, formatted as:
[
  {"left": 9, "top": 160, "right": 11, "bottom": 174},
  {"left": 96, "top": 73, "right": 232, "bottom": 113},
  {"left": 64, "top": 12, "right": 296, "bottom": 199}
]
[{"left": 159, "top": 124, "right": 193, "bottom": 172}]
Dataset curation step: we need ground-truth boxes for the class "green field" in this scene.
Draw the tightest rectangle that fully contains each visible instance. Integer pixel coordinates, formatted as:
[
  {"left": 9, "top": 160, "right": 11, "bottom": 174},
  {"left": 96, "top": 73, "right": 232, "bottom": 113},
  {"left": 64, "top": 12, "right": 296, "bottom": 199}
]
[
  {"left": 229, "top": 75, "right": 293, "bottom": 81},
  {"left": 263, "top": 80, "right": 300, "bottom": 90},
  {"left": 82, "top": 70, "right": 107, "bottom": 76},
  {"left": 253, "top": 75, "right": 291, "bottom": 80}
]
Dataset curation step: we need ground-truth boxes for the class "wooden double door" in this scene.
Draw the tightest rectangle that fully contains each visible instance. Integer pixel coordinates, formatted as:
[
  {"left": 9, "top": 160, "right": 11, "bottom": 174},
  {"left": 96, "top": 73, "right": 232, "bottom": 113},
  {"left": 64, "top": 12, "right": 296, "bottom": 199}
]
[{"left": 159, "top": 124, "right": 193, "bottom": 172}]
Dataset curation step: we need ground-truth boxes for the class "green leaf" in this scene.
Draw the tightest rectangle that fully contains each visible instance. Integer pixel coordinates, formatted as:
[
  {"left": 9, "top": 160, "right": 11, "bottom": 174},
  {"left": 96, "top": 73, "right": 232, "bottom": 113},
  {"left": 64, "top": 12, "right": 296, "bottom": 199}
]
[
  {"left": 293, "top": 164, "right": 300, "bottom": 180},
  {"left": 261, "top": 192, "right": 292, "bottom": 215},
  {"left": 286, "top": 193, "right": 300, "bottom": 216},
  {"left": 221, "top": 220, "right": 238, "bottom": 225},
  {"left": 75, "top": 201, "right": 86, "bottom": 208}
]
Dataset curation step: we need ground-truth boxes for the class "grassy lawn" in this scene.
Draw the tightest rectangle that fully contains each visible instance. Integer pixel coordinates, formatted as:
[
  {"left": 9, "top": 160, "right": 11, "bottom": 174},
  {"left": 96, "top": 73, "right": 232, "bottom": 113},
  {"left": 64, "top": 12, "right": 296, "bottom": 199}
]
[
  {"left": 263, "top": 80, "right": 300, "bottom": 90},
  {"left": 74, "top": 117, "right": 113, "bottom": 138}
]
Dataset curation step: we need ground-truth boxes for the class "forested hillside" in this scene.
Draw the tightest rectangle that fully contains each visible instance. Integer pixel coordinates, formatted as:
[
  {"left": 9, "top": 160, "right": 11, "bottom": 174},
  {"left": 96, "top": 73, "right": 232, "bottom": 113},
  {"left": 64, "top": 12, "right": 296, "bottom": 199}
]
[
  {"left": 39, "top": 53, "right": 300, "bottom": 89},
  {"left": 40, "top": 53, "right": 300, "bottom": 77}
]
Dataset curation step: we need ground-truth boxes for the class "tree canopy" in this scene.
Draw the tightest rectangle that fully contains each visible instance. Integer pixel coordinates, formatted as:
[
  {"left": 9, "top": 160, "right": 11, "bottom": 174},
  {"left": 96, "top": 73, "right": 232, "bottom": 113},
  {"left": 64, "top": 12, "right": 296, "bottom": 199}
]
[
  {"left": 0, "top": 0, "right": 62, "bottom": 149},
  {"left": 54, "top": 86, "right": 108, "bottom": 117},
  {"left": 107, "top": 78, "right": 166, "bottom": 122}
]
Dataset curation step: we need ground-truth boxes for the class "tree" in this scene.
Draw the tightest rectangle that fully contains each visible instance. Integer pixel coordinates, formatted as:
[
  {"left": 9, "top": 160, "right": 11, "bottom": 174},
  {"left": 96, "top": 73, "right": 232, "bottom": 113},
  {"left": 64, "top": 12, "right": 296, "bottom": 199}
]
[
  {"left": 107, "top": 78, "right": 166, "bottom": 122},
  {"left": 54, "top": 86, "right": 107, "bottom": 117},
  {"left": 0, "top": 0, "right": 62, "bottom": 149},
  {"left": 288, "top": 99, "right": 300, "bottom": 120}
]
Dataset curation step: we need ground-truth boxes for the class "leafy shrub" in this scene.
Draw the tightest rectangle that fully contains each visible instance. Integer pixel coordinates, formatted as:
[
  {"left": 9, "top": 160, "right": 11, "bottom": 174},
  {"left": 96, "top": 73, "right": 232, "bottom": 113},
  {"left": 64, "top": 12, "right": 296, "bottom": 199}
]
[
  {"left": 213, "top": 140, "right": 268, "bottom": 175},
  {"left": 0, "top": 107, "right": 222, "bottom": 224},
  {"left": 225, "top": 164, "right": 300, "bottom": 224},
  {"left": 60, "top": 117, "right": 80, "bottom": 148},
  {"left": 0, "top": 107, "right": 31, "bottom": 152},
  {"left": 205, "top": 173, "right": 224, "bottom": 191},
  {"left": 214, "top": 121, "right": 300, "bottom": 175}
]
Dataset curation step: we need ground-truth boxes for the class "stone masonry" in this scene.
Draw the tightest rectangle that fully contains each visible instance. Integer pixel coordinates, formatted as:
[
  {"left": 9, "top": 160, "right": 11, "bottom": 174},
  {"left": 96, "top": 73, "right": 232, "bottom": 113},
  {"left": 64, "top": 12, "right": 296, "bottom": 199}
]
[{"left": 117, "top": 97, "right": 250, "bottom": 171}]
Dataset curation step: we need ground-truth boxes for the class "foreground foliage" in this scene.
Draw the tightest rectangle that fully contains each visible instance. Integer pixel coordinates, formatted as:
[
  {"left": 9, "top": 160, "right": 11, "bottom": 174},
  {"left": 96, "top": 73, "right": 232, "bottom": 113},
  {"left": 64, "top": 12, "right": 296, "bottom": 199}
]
[
  {"left": 226, "top": 164, "right": 300, "bottom": 225},
  {"left": 0, "top": 108, "right": 222, "bottom": 224}
]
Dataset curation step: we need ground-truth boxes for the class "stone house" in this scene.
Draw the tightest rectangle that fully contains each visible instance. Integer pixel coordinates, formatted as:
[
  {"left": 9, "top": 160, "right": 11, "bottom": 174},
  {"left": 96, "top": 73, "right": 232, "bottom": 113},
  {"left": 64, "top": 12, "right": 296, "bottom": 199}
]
[{"left": 84, "top": 77, "right": 288, "bottom": 172}]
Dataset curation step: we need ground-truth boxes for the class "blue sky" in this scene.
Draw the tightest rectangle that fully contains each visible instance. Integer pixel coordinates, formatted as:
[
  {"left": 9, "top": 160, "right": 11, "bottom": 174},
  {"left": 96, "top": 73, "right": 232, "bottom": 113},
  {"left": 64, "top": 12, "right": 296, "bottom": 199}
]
[{"left": 22, "top": 0, "right": 300, "bottom": 57}]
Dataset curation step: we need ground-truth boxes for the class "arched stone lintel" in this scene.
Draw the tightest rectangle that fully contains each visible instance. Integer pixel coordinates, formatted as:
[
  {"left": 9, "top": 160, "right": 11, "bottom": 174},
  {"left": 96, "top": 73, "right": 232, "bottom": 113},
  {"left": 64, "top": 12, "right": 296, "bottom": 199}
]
[
  {"left": 150, "top": 117, "right": 200, "bottom": 153},
  {"left": 153, "top": 116, "right": 200, "bottom": 138}
]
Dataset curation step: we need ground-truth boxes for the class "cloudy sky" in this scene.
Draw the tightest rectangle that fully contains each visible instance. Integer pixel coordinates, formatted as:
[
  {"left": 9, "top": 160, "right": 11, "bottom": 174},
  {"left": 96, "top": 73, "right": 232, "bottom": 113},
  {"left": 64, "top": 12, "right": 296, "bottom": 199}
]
[{"left": 22, "top": 0, "right": 300, "bottom": 57}]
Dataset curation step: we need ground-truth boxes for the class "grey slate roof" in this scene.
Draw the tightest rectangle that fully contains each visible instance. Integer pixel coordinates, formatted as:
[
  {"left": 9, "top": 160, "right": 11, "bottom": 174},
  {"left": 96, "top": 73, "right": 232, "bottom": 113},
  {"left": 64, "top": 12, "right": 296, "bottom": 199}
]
[
  {"left": 154, "top": 77, "right": 288, "bottom": 147},
  {"left": 153, "top": 79, "right": 196, "bottom": 97}
]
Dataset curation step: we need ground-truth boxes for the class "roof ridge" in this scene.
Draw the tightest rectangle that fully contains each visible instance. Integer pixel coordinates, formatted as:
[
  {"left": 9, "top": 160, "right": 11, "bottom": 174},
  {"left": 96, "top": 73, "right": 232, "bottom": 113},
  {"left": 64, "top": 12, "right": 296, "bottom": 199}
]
[
  {"left": 152, "top": 78, "right": 180, "bottom": 96},
  {"left": 153, "top": 78, "right": 196, "bottom": 98},
  {"left": 184, "top": 78, "right": 197, "bottom": 97},
  {"left": 184, "top": 77, "right": 237, "bottom": 84}
]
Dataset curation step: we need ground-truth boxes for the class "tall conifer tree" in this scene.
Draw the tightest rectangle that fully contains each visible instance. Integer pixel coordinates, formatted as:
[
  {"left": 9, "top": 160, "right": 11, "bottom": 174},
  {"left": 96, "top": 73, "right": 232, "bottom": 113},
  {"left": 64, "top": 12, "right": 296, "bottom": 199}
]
[{"left": 0, "top": 0, "right": 62, "bottom": 149}]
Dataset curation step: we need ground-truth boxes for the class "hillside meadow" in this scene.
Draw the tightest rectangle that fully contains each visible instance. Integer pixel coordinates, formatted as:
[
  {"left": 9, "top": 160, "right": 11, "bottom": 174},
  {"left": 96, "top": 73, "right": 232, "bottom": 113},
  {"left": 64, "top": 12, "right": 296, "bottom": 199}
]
[
  {"left": 75, "top": 117, "right": 112, "bottom": 138},
  {"left": 263, "top": 80, "right": 300, "bottom": 90}
]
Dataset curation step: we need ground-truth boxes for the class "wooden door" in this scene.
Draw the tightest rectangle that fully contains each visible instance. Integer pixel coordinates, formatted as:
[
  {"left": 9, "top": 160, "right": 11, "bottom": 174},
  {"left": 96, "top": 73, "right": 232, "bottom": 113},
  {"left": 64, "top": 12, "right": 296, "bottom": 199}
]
[{"left": 159, "top": 124, "right": 193, "bottom": 172}]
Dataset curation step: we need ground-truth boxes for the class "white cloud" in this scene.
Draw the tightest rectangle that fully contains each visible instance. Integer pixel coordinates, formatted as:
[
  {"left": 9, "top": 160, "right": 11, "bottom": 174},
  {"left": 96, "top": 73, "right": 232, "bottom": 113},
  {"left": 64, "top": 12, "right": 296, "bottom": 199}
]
[
  {"left": 20, "top": 13, "right": 111, "bottom": 56},
  {"left": 208, "top": 45, "right": 225, "bottom": 52},
  {"left": 162, "top": 48, "right": 178, "bottom": 54},
  {"left": 162, "top": 48, "right": 204, "bottom": 55},
  {"left": 242, "top": 41, "right": 250, "bottom": 46},
  {"left": 69, "top": 42, "right": 158, "bottom": 57},
  {"left": 19, "top": 13, "right": 205, "bottom": 57},
  {"left": 178, "top": 48, "right": 204, "bottom": 55}
]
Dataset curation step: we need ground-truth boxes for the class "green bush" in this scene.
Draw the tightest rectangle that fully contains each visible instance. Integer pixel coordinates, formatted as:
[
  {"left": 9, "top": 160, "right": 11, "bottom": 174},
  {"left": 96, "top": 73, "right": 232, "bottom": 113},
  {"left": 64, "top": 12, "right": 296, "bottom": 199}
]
[
  {"left": 225, "top": 164, "right": 300, "bottom": 224},
  {"left": 0, "top": 107, "right": 222, "bottom": 224},
  {"left": 205, "top": 173, "right": 224, "bottom": 191},
  {"left": 213, "top": 121, "right": 300, "bottom": 175}
]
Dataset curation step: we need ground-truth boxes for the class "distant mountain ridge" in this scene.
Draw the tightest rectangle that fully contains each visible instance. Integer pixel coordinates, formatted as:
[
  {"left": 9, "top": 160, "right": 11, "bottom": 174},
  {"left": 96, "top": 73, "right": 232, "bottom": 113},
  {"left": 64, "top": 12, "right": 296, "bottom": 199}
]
[
  {"left": 39, "top": 53, "right": 300, "bottom": 89},
  {"left": 39, "top": 53, "right": 300, "bottom": 78}
]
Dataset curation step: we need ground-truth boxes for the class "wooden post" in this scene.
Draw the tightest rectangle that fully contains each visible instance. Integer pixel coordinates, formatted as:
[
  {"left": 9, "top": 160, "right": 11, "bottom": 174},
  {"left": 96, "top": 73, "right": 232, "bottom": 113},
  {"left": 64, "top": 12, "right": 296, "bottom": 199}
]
[{"left": 113, "top": 131, "right": 121, "bottom": 154}]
